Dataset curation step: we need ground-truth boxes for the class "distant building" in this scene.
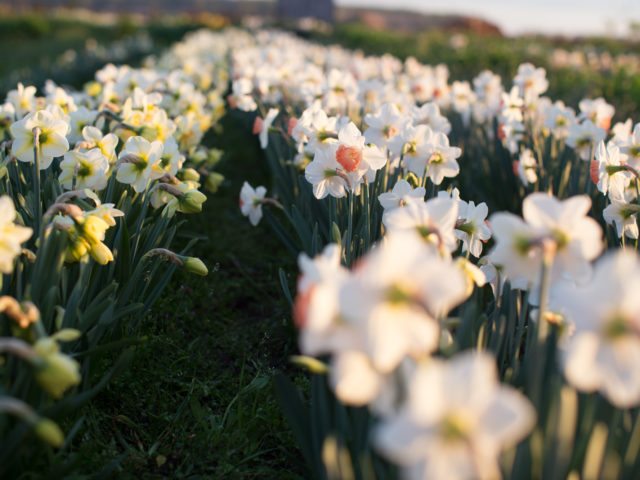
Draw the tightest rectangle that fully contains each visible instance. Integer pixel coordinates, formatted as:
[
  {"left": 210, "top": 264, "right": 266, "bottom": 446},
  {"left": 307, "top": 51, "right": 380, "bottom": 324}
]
[{"left": 276, "top": 0, "right": 334, "bottom": 24}]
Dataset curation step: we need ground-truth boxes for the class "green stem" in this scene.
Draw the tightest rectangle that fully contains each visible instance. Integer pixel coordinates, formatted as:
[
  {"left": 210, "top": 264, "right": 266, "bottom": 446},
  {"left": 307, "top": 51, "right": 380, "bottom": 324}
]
[
  {"left": 531, "top": 250, "right": 554, "bottom": 407},
  {"left": 32, "top": 128, "right": 41, "bottom": 238}
]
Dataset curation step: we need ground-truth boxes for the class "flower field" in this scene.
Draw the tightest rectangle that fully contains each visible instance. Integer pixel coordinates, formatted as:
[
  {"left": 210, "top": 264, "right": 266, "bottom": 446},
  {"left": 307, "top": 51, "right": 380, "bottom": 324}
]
[{"left": 1, "top": 17, "right": 640, "bottom": 479}]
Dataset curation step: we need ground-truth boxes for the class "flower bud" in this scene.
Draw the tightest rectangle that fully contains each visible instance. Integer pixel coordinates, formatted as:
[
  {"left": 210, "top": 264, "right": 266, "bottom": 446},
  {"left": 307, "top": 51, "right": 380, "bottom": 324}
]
[
  {"left": 179, "top": 168, "right": 201, "bottom": 183},
  {"left": 206, "top": 148, "right": 223, "bottom": 167},
  {"left": 204, "top": 172, "right": 224, "bottom": 193},
  {"left": 34, "top": 418, "right": 64, "bottom": 448},
  {"left": 179, "top": 190, "right": 207, "bottom": 214},
  {"left": 34, "top": 339, "right": 81, "bottom": 399},
  {"left": 182, "top": 256, "right": 208, "bottom": 276}
]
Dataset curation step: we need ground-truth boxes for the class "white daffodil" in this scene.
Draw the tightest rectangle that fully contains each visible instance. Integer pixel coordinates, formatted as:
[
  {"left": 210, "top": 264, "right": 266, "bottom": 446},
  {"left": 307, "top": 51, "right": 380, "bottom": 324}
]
[
  {"left": 339, "top": 232, "right": 467, "bottom": 373},
  {"left": 82, "top": 126, "right": 118, "bottom": 164},
  {"left": 305, "top": 145, "right": 349, "bottom": 199},
  {"left": 294, "top": 244, "right": 354, "bottom": 356},
  {"left": 566, "top": 120, "right": 606, "bottom": 161},
  {"left": 59, "top": 148, "right": 110, "bottom": 191},
  {"left": 383, "top": 197, "right": 459, "bottom": 255},
  {"left": 334, "top": 121, "right": 387, "bottom": 185},
  {"left": 10, "top": 110, "right": 70, "bottom": 169},
  {"left": 158, "top": 136, "right": 184, "bottom": 176},
  {"left": 375, "top": 351, "right": 536, "bottom": 480},
  {"left": 513, "top": 63, "right": 548, "bottom": 102},
  {"left": 558, "top": 251, "right": 640, "bottom": 408},
  {"left": 424, "top": 132, "right": 462, "bottom": 185},
  {"left": 603, "top": 184, "right": 640, "bottom": 240},
  {"left": 514, "top": 149, "right": 538, "bottom": 186},
  {"left": 378, "top": 179, "right": 425, "bottom": 212},
  {"left": 456, "top": 201, "right": 491, "bottom": 258},
  {"left": 542, "top": 101, "right": 576, "bottom": 140},
  {"left": 68, "top": 107, "right": 98, "bottom": 145},
  {"left": 450, "top": 81, "right": 476, "bottom": 126},
  {"left": 411, "top": 102, "right": 451, "bottom": 135},
  {"left": 116, "top": 136, "right": 164, "bottom": 193},
  {"left": 364, "top": 102, "right": 403, "bottom": 148},
  {"left": 388, "top": 123, "right": 431, "bottom": 164},
  {"left": 578, "top": 97, "right": 615, "bottom": 131},
  {"left": 489, "top": 193, "right": 602, "bottom": 289},
  {"left": 6, "top": 83, "right": 37, "bottom": 118},
  {"left": 591, "top": 141, "right": 630, "bottom": 195},
  {"left": 253, "top": 108, "right": 279, "bottom": 149},
  {"left": 239, "top": 181, "right": 266, "bottom": 226},
  {"left": 618, "top": 123, "right": 640, "bottom": 169},
  {"left": 0, "top": 196, "right": 33, "bottom": 273}
]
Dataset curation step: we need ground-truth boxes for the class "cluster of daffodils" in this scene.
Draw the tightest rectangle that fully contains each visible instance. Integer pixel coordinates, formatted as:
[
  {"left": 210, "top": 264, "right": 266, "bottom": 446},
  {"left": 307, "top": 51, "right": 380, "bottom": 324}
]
[
  {"left": 0, "top": 29, "right": 233, "bottom": 456},
  {"left": 230, "top": 30, "right": 640, "bottom": 479}
]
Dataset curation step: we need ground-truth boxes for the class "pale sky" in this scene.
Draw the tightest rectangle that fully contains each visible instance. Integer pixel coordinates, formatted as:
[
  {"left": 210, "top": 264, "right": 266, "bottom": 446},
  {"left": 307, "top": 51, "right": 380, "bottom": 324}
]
[{"left": 336, "top": 0, "right": 640, "bottom": 36}]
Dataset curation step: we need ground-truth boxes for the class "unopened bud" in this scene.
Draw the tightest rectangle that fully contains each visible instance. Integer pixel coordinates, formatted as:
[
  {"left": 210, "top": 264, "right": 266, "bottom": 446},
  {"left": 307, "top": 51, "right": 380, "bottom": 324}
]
[
  {"left": 179, "top": 190, "right": 207, "bottom": 214},
  {"left": 205, "top": 172, "right": 224, "bottom": 193},
  {"left": 179, "top": 168, "right": 200, "bottom": 182},
  {"left": 34, "top": 418, "right": 65, "bottom": 448},
  {"left": 182, "top": 256, "right": 208, "bottom": 276}
]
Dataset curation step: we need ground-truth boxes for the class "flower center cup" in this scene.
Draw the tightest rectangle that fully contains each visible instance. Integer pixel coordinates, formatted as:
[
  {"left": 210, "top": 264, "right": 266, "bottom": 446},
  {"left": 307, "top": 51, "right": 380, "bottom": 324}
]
[{"left": 336, "top": 145, "right": 362, "bottom": 172}]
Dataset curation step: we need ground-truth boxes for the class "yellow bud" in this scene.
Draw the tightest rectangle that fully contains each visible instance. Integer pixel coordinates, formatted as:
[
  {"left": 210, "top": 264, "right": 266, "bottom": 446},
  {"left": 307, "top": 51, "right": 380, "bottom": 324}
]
[
  {"left": 182, "top": 257, "right": 208, "bottom": 276},
  {"left": 34, "top": 418, "right": 65, "bottom": 448}
]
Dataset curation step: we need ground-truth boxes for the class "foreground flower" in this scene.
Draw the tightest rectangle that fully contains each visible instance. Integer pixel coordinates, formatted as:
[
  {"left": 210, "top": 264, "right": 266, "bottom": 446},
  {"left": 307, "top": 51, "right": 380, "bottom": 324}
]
[
  {"left": 10, "top": 110, "right": 70, "bottom": 169},
  {"left": 376, "top": 351, "right": 535, "bottom": 480},
  {"left": 239, "top": 181, "right": 267, "bottom": 226},
  {"left": 339, "top": 232, "right": 467, "bottom": 373},
  {"left": 489, "top": 193, "right": 602, "bottom": 288},
  {"left": 558, "top": 251, "right": 640, "bottom": 407},
  {"left": 0, "top": 196, "right": 33, "bottom": 273},
  {"left": 294, "top": 244, "right": 351, "bottom": 356}
]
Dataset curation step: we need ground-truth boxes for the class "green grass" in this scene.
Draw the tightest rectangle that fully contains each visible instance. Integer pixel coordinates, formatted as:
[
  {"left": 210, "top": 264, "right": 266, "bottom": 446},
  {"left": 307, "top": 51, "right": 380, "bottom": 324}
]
[{"left": 55, "top": 116, "right": 305, "bottom": 478}]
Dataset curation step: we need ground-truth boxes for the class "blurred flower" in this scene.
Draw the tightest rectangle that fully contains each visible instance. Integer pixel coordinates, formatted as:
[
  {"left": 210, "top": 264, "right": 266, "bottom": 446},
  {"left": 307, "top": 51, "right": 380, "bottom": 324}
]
[
  {"left": 489, "top": 193, "right": 602, "bottom": 288},
  {"left": 514, "top": 148, "right": 538, "bottom": 186},
  {"left": 33, "top": 338, "right": 81, "bottom": 399},
  {"left": 376, "top": 351, "right": 535, "bottom": 480},
  {"left": 558, "top": 251, "right": 640, "bottom": 407},
  {"left": 378, "top": 179, "right": 425, "bottom": 212},
  {"left": 0, "top": 196, "right": 33, "bottom": 274}
]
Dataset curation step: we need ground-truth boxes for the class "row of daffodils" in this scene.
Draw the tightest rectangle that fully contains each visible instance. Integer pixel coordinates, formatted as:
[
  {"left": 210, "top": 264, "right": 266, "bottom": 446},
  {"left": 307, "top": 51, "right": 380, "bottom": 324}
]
[
  {"left": 231, "top": 31, "right": 640, "bottom": 478},
  {"left": 0, "top": 29, "right": 228, "bottom": 473}
]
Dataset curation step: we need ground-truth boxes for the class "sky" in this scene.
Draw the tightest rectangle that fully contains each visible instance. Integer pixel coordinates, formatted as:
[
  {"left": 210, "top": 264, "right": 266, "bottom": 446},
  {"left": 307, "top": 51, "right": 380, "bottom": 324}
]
[{"left": 336, "top": 0, "right": 640, "bottom": 36}]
